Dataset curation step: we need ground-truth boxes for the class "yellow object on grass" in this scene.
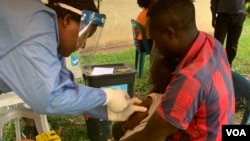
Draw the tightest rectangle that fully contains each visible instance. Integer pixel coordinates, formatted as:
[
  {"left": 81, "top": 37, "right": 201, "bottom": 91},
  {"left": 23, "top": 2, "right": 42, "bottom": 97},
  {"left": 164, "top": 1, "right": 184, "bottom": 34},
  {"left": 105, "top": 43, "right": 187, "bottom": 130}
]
[{"left": 36, "top": 130, "right": 61, "bottom": 141}]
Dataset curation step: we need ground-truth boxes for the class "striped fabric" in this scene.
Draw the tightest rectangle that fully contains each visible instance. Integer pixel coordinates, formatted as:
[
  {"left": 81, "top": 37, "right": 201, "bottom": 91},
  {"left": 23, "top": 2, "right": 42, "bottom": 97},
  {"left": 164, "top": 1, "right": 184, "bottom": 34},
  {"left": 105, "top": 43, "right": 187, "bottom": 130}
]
[{"left": 157, "top": 32, "right": 235, "bottom": 141}]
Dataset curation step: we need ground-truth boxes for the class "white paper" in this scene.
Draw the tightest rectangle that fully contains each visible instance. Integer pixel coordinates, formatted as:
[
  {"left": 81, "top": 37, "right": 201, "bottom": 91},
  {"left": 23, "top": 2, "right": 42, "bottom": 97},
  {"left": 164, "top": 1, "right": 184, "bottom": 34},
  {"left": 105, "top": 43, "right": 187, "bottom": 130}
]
[{"left": 91, "top": 67, "right": 114, "bottom": 75}]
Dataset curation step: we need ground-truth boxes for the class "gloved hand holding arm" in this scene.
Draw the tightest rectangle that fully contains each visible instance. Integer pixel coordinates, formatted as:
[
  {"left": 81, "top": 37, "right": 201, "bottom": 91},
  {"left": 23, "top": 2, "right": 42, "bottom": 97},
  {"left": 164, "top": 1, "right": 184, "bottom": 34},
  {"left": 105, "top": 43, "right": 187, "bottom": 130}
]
[
  {"left": 103, "top": 88, "right": 131, "bottom": 112},
  {"left": 107, "top": 97, "right": 147, "bottom": 121}
]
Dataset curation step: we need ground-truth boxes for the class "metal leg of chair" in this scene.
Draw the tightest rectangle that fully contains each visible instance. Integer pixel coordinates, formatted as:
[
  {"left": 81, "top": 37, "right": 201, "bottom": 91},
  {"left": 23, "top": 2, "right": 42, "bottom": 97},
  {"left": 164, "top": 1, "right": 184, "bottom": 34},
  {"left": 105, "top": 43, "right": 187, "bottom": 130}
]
[
  {"left": 138, "top": 53, "right": 145, "bottom": 78},
  {"left": 135, "top": 51, "right": 139, "bottom": 70}
]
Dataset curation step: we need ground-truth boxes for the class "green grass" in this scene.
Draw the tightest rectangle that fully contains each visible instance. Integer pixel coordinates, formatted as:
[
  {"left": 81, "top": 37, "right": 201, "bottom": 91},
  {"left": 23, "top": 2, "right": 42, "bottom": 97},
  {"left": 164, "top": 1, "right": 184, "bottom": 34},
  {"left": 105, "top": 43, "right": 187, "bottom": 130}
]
[
  {"left": 3, "top": 18, "right": 250, "bottom": 141},
  {"left": 232, "top": 17, "right": 250, "bottom": 74}
]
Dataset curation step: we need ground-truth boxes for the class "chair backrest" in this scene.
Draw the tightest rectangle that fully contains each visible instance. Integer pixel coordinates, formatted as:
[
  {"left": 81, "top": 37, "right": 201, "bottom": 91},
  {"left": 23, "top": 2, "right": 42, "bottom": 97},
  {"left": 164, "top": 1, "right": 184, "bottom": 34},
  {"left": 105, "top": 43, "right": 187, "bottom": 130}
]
[{"left": 131, "top": 19, "right": 151, "bottom": 53}]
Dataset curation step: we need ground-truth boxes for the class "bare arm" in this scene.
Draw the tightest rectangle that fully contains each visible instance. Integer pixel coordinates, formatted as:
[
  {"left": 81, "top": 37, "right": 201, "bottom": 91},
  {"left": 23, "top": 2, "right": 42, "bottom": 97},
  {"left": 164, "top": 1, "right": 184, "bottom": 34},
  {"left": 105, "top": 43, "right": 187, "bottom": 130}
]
[{"left": 123, "top": 112, "right": 178, "bottom": 141}]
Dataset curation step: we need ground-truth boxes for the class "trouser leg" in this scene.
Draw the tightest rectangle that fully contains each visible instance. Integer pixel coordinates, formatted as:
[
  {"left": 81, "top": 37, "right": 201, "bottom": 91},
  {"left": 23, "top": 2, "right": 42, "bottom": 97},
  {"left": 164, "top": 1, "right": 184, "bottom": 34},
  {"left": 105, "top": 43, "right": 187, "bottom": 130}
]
[
  {"left": 214, "top": 14, "right": 229, "bottom": 46},
  {"left": 226, "top": 13, "right": 245, "bottom": 65}
]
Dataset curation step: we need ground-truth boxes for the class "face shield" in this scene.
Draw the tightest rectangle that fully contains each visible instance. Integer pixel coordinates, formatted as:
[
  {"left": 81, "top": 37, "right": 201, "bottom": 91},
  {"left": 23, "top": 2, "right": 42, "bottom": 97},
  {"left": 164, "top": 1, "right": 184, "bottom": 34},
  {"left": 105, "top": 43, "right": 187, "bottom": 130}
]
[
  {"left": 77, "top": 10, "right": 106, "bottom": 68},
  {"left": 57, "top": 3, "right": 106, "bottom": 76},
  {"left": 66, "top": 10, "right": 106, "bottom": 67},
  {"left": 77, "top": 9, "right": 106, "bottom": 50}
]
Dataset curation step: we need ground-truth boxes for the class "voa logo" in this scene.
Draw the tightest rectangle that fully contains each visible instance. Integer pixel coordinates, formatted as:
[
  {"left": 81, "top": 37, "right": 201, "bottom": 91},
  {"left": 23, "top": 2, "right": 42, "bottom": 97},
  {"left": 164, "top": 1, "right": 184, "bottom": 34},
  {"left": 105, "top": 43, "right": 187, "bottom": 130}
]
[{"left": 226, "top": 129, "right": 246, "bottom": 136}]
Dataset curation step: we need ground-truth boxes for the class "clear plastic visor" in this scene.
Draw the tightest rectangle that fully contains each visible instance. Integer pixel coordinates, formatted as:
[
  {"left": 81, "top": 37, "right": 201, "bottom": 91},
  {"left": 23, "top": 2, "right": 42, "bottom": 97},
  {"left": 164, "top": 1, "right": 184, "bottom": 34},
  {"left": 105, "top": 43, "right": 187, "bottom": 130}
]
[{"left": 76, "top": 10, "right": 106, "bottom": 50}]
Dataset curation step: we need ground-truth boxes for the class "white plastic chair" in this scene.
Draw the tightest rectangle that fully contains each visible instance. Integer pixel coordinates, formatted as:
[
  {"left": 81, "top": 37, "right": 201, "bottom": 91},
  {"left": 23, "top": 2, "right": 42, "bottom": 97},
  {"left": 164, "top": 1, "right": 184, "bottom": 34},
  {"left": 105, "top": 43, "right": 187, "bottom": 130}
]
[{"left": 0, "top": 91, "right": 50, "bottom": 141}]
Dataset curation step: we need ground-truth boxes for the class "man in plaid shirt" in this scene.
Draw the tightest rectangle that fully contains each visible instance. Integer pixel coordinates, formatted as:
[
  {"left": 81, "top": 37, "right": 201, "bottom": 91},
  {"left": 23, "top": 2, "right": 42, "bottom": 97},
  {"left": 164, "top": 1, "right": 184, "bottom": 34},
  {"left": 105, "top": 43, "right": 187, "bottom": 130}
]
[{"left": 123, "top": 0, "right": 234, "bottom": 140}]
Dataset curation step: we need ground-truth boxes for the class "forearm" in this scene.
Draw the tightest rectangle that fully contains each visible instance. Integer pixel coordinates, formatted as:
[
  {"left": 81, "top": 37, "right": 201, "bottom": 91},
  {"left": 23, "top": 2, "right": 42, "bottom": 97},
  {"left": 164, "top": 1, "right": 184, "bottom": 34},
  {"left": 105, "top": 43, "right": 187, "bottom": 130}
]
[
  {"left": 123, "top": 112, "right": 178, "bottom": 141},
  {"left": 1, "top": 65, "right": 107, "bottom": 116},
  {"left": 0, "top": 45, "right": 107, "bottom": 117},
  {"left": 45, "top": 85, "right": 107, "bottom": 116}
]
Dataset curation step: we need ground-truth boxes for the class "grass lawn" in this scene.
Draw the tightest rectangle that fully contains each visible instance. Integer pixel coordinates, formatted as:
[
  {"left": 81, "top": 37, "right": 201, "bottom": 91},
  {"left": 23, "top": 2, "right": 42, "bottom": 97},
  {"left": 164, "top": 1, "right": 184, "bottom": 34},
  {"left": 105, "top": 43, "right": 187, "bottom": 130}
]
[{"left": 2, "top": 18, "right": 250, "bottom": 141}]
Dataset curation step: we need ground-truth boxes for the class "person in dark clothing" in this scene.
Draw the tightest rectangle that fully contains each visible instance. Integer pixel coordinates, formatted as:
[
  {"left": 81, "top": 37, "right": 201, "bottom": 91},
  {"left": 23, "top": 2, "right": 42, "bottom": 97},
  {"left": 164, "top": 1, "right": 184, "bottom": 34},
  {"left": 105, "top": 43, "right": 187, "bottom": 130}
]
[{"left": 210, "top": 0, "right": 249, "bottom": 66}]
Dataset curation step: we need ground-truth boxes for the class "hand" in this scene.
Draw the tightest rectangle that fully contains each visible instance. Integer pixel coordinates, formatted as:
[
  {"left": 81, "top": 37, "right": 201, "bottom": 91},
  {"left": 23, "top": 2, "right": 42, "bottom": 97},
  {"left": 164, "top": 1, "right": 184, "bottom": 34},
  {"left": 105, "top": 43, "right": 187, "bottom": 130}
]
[
  {"left": 103, "top": 88, "right": 130, "bottom": 112},
  {"left": 123, "top": 96, "right": 153, "bottom": 130},
  {"left": 108, "top": 97, "right": 147, "bottom": 121}
]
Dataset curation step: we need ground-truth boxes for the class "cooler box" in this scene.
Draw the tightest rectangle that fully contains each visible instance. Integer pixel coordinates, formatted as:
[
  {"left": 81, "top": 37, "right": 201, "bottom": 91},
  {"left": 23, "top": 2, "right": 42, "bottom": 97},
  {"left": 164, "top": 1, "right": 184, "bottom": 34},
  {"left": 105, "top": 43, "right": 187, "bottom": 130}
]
[
  {"left": 82, "top": 63, "right": 137, "bottom": 97},
  {"left": 81, "top": 63, "right": 136, "bottom": 141}
]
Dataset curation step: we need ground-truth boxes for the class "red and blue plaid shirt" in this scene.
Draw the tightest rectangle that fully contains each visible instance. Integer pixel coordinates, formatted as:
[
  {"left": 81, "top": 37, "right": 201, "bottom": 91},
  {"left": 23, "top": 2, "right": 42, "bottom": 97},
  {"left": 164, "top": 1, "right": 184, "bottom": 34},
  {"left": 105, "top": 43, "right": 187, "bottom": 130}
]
[{"left": 157, "top": 31, "right": 235, "bottom": 141}]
